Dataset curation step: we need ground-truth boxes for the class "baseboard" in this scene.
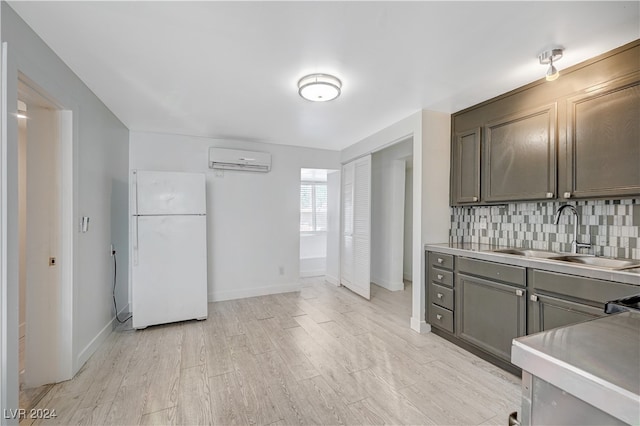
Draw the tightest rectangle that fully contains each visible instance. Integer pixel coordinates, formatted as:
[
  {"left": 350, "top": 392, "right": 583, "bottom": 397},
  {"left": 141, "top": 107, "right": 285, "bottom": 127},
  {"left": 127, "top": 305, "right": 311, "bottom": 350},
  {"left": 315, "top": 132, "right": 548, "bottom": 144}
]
[
  {"left": 325, "top": 274, "right": 340, "bottom": 286},
  {"left": 75, "top": 303, "right": 129, "bottom": 374},
  {"left": 208, "top": 283, "right": 303, "bottom": 302},
  {"left": 19, "top": 321, "right": 26, "bottom": 339},
  {"left": 411, "top": 316, "right": 431, "bottom": 334},
  {"left": 299, "top": 269, "right": 326, "bottom": 278},
  {"left": 403, "top": 273, "right": 412, "bottom": 282},
  {"left": 372, "top": 276, "right": 405, "bottom": 292}
]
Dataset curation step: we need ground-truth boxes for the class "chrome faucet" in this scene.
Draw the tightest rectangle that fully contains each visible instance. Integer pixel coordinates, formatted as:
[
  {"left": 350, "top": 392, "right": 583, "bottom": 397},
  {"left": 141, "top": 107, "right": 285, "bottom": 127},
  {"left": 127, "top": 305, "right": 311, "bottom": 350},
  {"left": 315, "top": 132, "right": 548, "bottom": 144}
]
[{"left": 554, "top": 204, "right": 591, "bottom": 254}]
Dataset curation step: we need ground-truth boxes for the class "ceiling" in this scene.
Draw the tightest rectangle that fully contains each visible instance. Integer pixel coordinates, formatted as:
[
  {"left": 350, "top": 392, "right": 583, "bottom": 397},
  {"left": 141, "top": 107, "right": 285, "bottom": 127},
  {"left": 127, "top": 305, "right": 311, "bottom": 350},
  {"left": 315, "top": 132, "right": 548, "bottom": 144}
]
[{"left": 8, "top": 1, "right": 640, "bottom": 151}]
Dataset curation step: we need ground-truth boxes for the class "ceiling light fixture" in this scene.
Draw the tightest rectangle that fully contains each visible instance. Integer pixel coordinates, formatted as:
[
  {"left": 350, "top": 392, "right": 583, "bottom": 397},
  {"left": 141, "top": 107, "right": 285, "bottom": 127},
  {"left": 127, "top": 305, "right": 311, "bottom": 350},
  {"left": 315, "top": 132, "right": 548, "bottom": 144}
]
[
  {"left": 298, "top": 73, "right": 342, "bottom": 102},
  {"left": 538, "top": 48, "right": 563, "bottom": 82}
]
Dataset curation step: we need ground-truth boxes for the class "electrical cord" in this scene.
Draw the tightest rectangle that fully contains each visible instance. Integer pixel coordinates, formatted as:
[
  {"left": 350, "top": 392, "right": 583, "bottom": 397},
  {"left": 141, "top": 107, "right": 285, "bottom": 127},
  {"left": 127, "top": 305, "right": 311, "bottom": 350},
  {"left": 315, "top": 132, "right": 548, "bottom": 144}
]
[{"left": 112, "top": 249, "right": 132, "bottom": 324}]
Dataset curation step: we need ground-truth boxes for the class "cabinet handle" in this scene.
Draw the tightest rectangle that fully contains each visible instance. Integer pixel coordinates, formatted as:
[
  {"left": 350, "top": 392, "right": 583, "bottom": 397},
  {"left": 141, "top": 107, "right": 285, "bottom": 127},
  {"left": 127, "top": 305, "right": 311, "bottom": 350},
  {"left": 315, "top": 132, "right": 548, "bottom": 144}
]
[
  {"left": 546, "top": 192, "right": 554, "bottom": 199},
  {"left": 436, "top": 314, "right": 442, "bottom": 320},
  {"left": 437, "top": 293, "right": 443, "bottom": 299},
  {"left": 437, "top": 274, "right": 444, "bottom": 280},
  {"left": 530, "top": 294, "right": 538, "bottom": 302},
  {"left": 437, "top": 258, "right": 444, "bottom": 264},
  {"left": 563, "top": 192, "right": 572, "bottom": 198},
  {"left": 472, "top": 196, "right": 478, "bottom": 202},
  {"left": 515, "top": 289, "right": 524, "bottom": 297}
]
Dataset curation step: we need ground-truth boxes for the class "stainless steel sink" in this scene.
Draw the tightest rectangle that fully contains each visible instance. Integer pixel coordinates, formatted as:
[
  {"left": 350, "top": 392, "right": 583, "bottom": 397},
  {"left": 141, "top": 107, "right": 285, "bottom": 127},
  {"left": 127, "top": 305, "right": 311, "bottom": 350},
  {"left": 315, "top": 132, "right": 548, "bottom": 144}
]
[
  {"left": 491, "top": 248, "right": 640, "bottom": 270},
  {"left": 549, "top": 255, "right": 640, "bottom": 270},
  {"left": 491, "top": 248, "right": 561, "bottom": 259}
]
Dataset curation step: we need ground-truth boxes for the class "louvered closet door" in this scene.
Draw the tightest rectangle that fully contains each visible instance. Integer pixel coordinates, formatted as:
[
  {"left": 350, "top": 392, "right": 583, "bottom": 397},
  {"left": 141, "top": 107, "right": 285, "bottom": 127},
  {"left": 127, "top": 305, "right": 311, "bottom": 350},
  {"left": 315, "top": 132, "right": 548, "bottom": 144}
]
[
  {"left": 341, "top": 155, "right": 371, "bottom": 299},
  {"left": 341, "top": 162, "right": 354, "bottom": 288}
]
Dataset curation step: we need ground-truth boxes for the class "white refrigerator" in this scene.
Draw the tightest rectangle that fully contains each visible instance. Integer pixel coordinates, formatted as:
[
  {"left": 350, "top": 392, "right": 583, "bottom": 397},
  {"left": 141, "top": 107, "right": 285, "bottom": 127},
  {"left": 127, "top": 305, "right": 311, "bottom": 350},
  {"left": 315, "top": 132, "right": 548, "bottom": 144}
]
[{"left": 131, "top": 170, "right": 208, "bottom": 329}]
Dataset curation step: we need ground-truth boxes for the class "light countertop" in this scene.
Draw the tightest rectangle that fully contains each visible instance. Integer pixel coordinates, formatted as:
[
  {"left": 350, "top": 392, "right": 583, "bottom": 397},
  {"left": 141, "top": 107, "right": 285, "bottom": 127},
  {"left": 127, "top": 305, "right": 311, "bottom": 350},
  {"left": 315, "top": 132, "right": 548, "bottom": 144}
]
[
  {"left": 511, "top": 312, "right": 640, "bottom": 425},
  {"left": 424, "top": 243, "right": 640, "bottom": 286}
]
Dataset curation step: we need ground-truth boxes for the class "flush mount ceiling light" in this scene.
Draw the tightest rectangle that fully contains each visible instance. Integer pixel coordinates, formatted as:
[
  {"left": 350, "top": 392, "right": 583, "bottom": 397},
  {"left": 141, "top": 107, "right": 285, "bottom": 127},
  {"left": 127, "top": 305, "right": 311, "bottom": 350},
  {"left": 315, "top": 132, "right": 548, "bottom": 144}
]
[
  {"left": 539, "top": 48, "right": 563, "bottom": 82},
  {"left": 297, "top": 73, "right": 342, "bottom": 102}
]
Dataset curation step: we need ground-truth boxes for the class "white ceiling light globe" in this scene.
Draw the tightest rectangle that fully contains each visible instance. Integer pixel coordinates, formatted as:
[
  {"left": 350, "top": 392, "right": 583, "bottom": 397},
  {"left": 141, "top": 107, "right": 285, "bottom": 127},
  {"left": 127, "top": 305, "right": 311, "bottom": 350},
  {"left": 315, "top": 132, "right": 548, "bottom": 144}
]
[{"left": 298, "top": 73, "right": 342, "bottom": 102}]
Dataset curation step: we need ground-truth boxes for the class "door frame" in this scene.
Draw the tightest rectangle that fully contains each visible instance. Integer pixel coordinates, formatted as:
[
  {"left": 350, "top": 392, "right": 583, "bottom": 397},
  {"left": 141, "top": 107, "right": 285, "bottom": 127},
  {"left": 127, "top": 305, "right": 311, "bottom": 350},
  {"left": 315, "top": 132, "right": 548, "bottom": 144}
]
[
  {"left": 18, "top": 74, "right": 74, "bottom": 384},
  {"left": 1, "top": 40, "right": 9, "bottom": 416}
]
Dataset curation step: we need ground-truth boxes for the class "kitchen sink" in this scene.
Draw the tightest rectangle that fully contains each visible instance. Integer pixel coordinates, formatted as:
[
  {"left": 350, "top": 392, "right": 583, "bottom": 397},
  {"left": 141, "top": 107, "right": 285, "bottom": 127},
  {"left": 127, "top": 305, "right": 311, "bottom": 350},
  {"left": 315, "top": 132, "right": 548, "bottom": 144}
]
[
  {"left": 549, "top": 256, "right": 640, "bottom": 270},
  {"left": 491, "top": 248, "right": 562, "bottom": 259},
  {"left": 491, "top": 248, "right": 640, "bottom": 270}
]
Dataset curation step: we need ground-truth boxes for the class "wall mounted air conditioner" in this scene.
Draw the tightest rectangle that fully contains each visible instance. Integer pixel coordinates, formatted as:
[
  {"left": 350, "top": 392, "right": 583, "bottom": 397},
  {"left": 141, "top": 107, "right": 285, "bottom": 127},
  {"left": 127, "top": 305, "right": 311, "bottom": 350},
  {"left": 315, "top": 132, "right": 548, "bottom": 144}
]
[{"left": 208, "top": 147, "right": 271, "bottom": 172}]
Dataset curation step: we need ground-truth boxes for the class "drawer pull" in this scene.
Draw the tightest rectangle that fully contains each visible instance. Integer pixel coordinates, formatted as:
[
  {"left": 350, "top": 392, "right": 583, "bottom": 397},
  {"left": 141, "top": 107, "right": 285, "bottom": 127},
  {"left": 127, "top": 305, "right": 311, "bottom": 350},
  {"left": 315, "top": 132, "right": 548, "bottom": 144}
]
[
  {"left": 472, "top": 196, "right": 478, "bottom": 202},
  {"left": 530, "top": 294, "right": 539, "bottom": 302},
  {"left": 564, "top": 192, "right": 571, "bottom": 198},
  {"left": 546, "top": 192, "right": 554, "bottom": 199},
  {"left": 436, "top": 314, "right": 443, "bottom": 320},
  {"left": 437, "top": 293, "right": 443, "bottom": 299},
  {"left": 437, "top": 274, "right": 444, "bottom": 280},
  {"left": 437, "top": 258, "right": 444, "bottom": 264},
  {"left": 515, "top": 289, "right": 524, "bottom": 297}
]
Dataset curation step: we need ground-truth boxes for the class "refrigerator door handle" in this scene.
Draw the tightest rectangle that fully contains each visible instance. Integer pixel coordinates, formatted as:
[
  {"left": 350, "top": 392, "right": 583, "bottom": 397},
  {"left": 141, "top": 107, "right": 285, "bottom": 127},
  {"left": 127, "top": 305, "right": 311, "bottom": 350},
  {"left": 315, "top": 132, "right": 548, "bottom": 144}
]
[{"left": 133, "top": 216, "right": 139, "bottom": 266}]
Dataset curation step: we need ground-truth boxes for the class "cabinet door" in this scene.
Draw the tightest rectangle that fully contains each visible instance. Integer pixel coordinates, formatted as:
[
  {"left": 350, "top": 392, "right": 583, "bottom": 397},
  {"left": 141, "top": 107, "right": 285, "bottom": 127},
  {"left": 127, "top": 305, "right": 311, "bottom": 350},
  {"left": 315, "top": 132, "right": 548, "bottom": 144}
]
[
  {"left": 456, "top": 273, "right": 526, "bottom": 361},
  {"left": 484, "top": 104, "right": 557, "bottom": 202},
  {"left": 451, "top": 128, "right": 481, "bottom": 204},
  {"left": 528, "top": 293, "right": 604, "bottom": 334},
  {"left": 564, "top": 72, "right": 640, "bottom": 199}
]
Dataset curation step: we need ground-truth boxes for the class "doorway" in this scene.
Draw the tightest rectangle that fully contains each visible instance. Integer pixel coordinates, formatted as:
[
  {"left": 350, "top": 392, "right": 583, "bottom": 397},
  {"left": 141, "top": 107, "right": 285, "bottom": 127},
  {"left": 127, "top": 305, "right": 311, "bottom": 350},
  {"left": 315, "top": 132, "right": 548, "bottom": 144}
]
[
  {"left": 370, "top": 138, "right": 413, "bottom": 292},
  {"left": 17, "top": 76, "right": 73, "bottom": 410},
  {"left": 299, "top": 168, "right": 340, "bottom": 282}
]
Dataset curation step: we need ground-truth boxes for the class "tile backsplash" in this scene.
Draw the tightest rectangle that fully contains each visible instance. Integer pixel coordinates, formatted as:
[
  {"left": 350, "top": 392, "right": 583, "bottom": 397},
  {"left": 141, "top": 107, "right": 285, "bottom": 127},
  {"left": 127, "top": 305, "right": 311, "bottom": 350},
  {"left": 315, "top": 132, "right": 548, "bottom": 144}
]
[{"left": 450, "top": 199, "right": 640, "bottom": 260}]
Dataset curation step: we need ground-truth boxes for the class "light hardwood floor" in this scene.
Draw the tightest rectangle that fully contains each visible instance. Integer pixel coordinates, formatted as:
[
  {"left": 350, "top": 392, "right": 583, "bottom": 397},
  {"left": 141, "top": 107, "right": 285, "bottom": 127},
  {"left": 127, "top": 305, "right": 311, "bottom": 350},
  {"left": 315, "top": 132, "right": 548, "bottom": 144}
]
[{"left": 24, "top": 278, "right": 521, "bottom": 425}]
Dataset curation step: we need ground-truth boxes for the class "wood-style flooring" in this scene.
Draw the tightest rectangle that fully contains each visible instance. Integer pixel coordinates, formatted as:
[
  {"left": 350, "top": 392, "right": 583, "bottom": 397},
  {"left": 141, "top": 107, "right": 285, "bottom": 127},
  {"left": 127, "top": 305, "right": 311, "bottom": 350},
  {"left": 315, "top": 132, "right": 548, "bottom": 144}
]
[{"left": 24, "top": 278, "right": 521, "bottom": 425}]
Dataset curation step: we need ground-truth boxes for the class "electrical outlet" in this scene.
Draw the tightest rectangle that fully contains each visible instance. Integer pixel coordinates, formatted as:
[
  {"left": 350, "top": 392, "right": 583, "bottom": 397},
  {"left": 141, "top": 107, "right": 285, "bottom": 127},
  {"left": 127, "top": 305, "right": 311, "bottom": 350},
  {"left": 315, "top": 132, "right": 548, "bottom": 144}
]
[
  {"left": 110, "top": 244, "right": 115, "bottom": 256},
  {"left": 278, "top": 266, "right": 284, "bottom": 275}
]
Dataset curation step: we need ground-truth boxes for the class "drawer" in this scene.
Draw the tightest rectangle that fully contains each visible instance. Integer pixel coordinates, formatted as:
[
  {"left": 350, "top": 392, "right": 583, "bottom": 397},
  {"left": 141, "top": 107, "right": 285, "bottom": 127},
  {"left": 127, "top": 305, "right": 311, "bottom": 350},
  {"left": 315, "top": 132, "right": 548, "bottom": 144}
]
[
  {"left": 428, "top": 252, "right": 454, "bottom": 270},
  {"left": 429, "top": 267, "right": 454, "bottom": 287},
  {"left": 429, "top": 304, "right": 454, "bottom": 333},
  {"left": 430, "top": 282, "right": 454, "bottom": 310},
  {"left": 531, "top": 269, "right": 638, "bottom": 304},
  {"left": 457, "top": 257, "right": 525, "bottom": 286}
]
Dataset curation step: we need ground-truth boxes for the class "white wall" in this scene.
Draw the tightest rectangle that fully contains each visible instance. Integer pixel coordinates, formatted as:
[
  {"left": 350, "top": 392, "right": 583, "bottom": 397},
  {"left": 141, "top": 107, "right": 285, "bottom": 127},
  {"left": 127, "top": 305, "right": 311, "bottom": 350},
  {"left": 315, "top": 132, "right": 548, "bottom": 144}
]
[
  {"left": 403, "top": 165, "right": 413, "bottom": 281},
  {"left": 129, "top": 131, "right": 340, "bottom": 302},
  {"left": 2, "top": 4, "right": 130, "bottom": 415},
  {"left": 341, "top": 110, "right": 450, "bottom": 333},
  {"left": 420, "top": 110, "right": 451, "bottom": 246},
  {"left": 371, "top": 139, "right": 412, "bottom": 291}
]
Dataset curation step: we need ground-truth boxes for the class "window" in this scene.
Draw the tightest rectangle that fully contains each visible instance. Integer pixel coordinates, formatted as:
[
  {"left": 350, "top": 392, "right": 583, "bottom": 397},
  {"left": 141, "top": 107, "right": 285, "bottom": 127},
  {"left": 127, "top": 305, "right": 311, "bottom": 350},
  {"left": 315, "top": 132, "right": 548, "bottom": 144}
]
[{"left": 300, "top": 181, "right": 328, "bottom": 232}]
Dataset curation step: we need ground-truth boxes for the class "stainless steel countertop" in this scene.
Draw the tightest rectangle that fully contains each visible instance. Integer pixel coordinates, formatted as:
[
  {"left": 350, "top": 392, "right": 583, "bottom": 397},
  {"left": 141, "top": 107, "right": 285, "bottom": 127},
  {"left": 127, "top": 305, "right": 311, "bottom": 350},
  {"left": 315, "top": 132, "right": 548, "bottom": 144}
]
[
  {"left": 511, "top": 312, "right": 640, "bottom": 425},
  {"left": 424, "top": 243, "right": 640, "bottom": 286}
]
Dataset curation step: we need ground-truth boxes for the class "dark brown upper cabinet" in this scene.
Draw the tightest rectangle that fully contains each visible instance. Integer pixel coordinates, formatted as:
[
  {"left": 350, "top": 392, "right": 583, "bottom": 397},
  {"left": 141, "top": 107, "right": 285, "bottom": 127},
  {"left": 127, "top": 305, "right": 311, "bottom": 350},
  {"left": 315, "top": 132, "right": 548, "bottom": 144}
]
[
  {"left": 450, "top": 40, "right": 640, "bottom": 206},
  {"left": 561, "top": 72, "right": 640, "bottom": 200},
  {"left": 483, "top": 103, "right": 557, "bottom": 202},
  {"left": 451, "top": 128, "right": 481, "bottom": 204}
]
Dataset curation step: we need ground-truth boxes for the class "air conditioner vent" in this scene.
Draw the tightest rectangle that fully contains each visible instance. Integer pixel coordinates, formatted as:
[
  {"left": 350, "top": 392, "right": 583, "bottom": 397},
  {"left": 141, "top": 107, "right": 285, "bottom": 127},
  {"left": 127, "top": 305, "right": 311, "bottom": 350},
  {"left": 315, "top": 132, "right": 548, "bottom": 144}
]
[{"left": 209, "top": 148, "right": 271, "bottom": 173}]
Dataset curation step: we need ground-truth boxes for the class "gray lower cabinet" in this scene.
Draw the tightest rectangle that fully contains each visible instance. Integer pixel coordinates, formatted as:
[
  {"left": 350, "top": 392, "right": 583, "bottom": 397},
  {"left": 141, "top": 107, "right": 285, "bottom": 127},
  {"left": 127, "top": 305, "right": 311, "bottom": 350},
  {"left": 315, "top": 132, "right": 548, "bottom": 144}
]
[
  {"left": 427, "top": 252, "right": 455, "bottom": 333},
  {"left": 528, "top": 269, "right": 639, "bottom": 334},
  {"left": 426, "top": 250, "right": 640, "bottom": 373},
  {"left": 528, "top": 293, "right": 604, "bottom": 334},
  {"left": 456, "top": 272, "right": 526, "bottom": 362}
]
